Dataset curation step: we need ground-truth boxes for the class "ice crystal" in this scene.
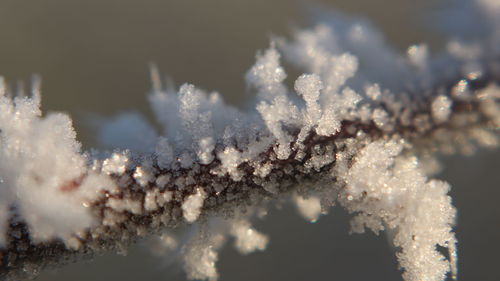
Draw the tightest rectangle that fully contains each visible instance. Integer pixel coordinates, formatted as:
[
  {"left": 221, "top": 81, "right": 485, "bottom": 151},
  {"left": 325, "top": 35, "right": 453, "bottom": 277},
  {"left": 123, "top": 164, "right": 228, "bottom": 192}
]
[
  {"left": 0, "top": 0, "right": 499, "bottom": 281},
  {"left": 293, "top": 195, "right": 323, "bottom": 223},
  {"left": 183, "top": 231, "right": 221, "bottom": 281},
  {"left": 0, "top": 80, "right": 115, "bottom": 246},
  {"left": 182, "top": 188, "right": 207, "bottom": 223},
  {"left": 229, "top": 218, "right": 268, "bottom": 255}
]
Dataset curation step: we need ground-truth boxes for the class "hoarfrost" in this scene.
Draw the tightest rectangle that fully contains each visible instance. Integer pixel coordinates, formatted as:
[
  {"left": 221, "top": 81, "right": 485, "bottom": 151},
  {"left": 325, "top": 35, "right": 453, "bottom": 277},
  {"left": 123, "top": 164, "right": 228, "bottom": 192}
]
[
  {"left": 229, "top": 219, "right": 268, "bottom": 255},
  {"left": 293, "top": 195, "right": 323, "bottom": 223},
  {"left": 250, "top": 46, "right": 300, "bottom": 159},
  {"left": 431, "top": 95, "right": 452, "bottom": 124},
  {"left": 0, "top": 81, "right": 115, "bottom": 246},
  {"left": 1, "top": 1, "right": 499, "bottom": 281},
  {"left": 183, "top": 232, "right": 221, "bottom": 281},
  {"left": 407, "top": 44, "right": 429, "bottom": 71},
  {"left": 182, "top": 188, "right": 207, "bottom": 223},
  {"left": 339, "top": 140, "right": 457, "bottom": 281},
  {"left": 246, "top": 45, "right": 287, "bottom": 100},
  {"left": 102, "top": 151, "right": 130, "bottom": 175},
  {"left": 125, "top": 1, "right": 500, "bottom": 276},
  {"left": 96, "top": 112, "right": 158, "bottom": 153}
]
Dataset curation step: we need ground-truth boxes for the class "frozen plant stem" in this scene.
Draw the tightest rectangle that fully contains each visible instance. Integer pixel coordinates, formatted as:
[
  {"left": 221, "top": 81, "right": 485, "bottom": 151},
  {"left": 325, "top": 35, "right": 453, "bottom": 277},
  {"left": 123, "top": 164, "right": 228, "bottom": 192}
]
[
  {"left": 0, "top": 1, "right": 500, "bottom": 281},
  {"left": 1, "top": 68, "right": 499, "bottom": 281}
]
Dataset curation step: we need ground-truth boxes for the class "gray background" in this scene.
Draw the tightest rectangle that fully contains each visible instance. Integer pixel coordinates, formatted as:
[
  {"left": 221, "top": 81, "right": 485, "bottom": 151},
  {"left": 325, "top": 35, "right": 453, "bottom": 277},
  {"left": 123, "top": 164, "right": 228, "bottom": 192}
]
[{"left": 0, "top": 0, "right": 497, "bottom": 280}]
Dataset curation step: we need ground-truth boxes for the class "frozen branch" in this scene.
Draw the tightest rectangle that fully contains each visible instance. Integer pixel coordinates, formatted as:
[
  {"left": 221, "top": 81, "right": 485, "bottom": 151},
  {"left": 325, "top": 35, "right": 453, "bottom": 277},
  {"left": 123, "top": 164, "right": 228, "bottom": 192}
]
[{"left": 0, "top": 1, "right": 499, "bottom": 281}]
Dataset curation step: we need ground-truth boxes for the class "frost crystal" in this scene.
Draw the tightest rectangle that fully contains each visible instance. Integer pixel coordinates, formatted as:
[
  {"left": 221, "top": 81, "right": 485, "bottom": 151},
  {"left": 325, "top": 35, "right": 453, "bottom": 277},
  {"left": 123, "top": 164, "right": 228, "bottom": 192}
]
[
  {"left": 0, "top": 1, "right": 499, "bottom": 281},
  {"left": 294, "top": 195, "right": 323, "bottom": 223},
  {"left": 102, "top": 151, "right": 130, "bottom": 175},
  {"left": 183, "top": 232, "right": 221, "bottom": 281},
  {"left": 0, "top": 81, "right": 114, "bottom": 246},
  {"left": 431, "top": 95, "right": 452, "bottom": 124},
  {"left": 339, "top": 140, "right": 457, "bottom": 281},
  {"left": 229, "top": 219, "right": 268, "bottom": 255},
  {"left": 182, "top": 188, "right": 207, "bottom": 223},
  {"left": 407, "top": 44, "right": 429, "bottom": 70}
]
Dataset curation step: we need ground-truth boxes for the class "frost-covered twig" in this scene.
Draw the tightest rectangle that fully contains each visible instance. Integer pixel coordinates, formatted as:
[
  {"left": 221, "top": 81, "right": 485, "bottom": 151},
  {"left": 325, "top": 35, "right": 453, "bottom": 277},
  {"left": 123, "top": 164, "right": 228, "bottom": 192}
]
[{"left": 1, "top": 1, "right": 500, "bottom": 281}]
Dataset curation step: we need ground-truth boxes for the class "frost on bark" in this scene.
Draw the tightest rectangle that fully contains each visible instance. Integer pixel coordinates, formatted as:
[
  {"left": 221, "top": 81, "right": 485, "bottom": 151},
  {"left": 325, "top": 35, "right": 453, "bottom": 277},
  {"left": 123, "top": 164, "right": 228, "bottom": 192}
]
[{"left": 0, "top": 1, "right": 499, "bottom": 281}]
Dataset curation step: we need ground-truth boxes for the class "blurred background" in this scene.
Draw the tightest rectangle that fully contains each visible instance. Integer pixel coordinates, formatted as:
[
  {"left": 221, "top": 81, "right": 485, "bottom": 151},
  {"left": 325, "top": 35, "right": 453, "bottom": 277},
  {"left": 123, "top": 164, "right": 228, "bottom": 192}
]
[{"left": 0, "top": 0, "right": 497, "bottom": 280}]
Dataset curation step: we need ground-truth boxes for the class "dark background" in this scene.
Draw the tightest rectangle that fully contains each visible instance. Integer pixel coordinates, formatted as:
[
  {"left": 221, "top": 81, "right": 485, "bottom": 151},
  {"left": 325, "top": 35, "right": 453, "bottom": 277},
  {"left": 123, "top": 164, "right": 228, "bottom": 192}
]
[{"left": 0, "top": 0, "right": 497, "bottom": 280}]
